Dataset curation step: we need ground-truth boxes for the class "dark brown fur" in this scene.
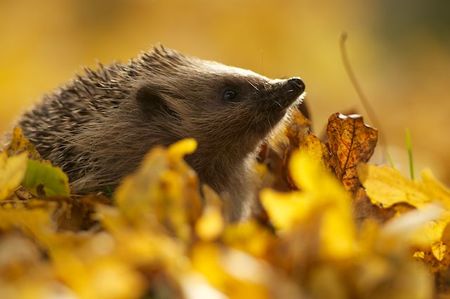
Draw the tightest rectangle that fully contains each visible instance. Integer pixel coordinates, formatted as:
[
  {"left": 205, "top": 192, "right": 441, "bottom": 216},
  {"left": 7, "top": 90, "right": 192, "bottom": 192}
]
[{"left": 17, "top": 46, "right": 305, "bottom": 220}]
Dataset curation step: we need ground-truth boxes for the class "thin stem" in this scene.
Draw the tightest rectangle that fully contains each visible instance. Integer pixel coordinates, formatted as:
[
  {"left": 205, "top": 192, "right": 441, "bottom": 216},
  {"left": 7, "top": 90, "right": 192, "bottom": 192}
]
[
  {"left": 339, "top": 32, "right": 392, "bottom": 166},
  {"left": 405, "top": 128, "right": 415, "bottom": 180}
]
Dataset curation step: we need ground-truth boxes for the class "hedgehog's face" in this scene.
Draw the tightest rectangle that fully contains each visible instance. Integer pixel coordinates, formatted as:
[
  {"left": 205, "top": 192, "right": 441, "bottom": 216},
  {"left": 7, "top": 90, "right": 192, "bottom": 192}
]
[
  {"left": 177, "top": 61, "right": 306, "bottom": 144},
  {"left": 135, "top": 47, "right": 305, "bottom": 154}
]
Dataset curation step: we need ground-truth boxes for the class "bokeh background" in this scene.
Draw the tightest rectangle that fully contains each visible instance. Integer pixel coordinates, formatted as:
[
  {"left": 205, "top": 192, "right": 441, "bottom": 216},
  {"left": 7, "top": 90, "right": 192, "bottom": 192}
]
[{"left": 1, "top": 0, "right": 449, "bottom": 183}]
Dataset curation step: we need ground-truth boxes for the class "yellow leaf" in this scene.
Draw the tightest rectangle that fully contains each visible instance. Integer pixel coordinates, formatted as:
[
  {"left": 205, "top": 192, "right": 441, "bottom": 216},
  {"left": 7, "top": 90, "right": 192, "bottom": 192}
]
[
  {"left": 98, "top": 205, "right": 190, "bottom": 276},
  {"left": 191, "top": 243, "right": 228, "bottom": 290},
  {"left": 4, "top": 127, "right": 41, "bottom": 159},
  {"left": 0, "top": 152, "right": 28, "bottom": 200},
  {"left": 413, "top": 251, "right": 425, "bottom": 259},
  {"left": 431, "top": 241, "right": 447, "bottom": 261},
  {"left": 358, "top": 164, "right": 450, "bottom": 209},
  {"left": 191, "top": 243, "right": 273, "bottom": 299},
  {"left": 289, "top": 144, "right": 327, "bottom": 192},
  {"left": 380, "top": 204, "right": 445, "bottom": 249},
  {"left": 308, "top": 266, "right": 348, "bottom": 299},
  {"left": 291, "top": 150, "right": 356, "bottom": 258},
  {"left": 358, "top": 165, "right": 427, "bottom": 208},
  {"left": 52, "top": 249, "right": 144, "bottom": 299},
  {"left": 0, "top": 206, "right": 54, "bottom": 246},
  {"left": 321, "top": 208, "right": 356, "bottom": 259},
  {"left": 223, "top": 220, "right": 274, "bottom": 258},
  {"left": 114, "top": 139, "right": 202, "bottom": 241},
  {"left": 299, "top": 133, "right": 328, "bottom": 165},
  {"left": 262, "top": 149, "right": 356, "bottom": 259},
  {"left": 359, "top": 164, "right": 450, "bottom": 246},
  {"left": 411, "top": 216, "right": 450, "bottom": 248},
  {"left": 260, "top": 190, "right": 311, "bottom": 229},
  {"left": 196, "top": 207, "right": 224, "bottom": 241},
  {"left": 421, "top": 169, "right": 450, "bottom": 209},
  {"left": 196, "top": 186, "right": 224, "bottom": 241},
  {"left": 167, "top": 138, "right": 197, "bottom": 163}
]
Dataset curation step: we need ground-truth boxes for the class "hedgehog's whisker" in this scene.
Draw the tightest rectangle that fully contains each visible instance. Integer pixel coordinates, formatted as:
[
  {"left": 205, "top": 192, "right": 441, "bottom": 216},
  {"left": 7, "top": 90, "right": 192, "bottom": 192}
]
[{"left": 247, "top": 80, "right": 259, "bottom": 92}]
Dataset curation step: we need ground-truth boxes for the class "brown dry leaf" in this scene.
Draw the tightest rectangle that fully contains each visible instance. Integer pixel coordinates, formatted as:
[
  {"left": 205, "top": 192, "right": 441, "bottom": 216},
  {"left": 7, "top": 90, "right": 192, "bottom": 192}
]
[
  {"left": 353, "top": 187, "right": 396, "bottom": 224},
  {"left": 327, "top": 113, "right": 378, "bottom": 193},
  {"left": 257, "top": 108, "right": 314, "bottom": 192},
  {"left": 285, "top": 108, "right": 312, "bottom": 150},
  {"left": 54, "top": 195, "right": 109, "bottom": 231}
]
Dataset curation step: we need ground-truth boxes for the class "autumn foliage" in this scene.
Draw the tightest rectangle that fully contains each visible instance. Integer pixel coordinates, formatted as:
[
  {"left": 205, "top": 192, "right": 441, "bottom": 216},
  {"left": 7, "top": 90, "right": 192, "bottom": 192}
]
[{"left": 0, "top": 110, "right": 449, "bottom": 299}]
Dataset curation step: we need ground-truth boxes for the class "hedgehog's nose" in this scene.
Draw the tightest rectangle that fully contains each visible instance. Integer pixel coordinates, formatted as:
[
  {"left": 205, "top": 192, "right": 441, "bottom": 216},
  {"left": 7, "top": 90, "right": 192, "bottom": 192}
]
[{"left": 287, "top": 77, "right": 305, "bottom": 93}]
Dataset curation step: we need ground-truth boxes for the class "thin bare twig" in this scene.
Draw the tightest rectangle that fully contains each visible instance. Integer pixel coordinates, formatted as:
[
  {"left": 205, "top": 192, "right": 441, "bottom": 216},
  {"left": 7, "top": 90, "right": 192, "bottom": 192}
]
[{"left": 339, "top": 32, "right": 391, "bottom": 164}]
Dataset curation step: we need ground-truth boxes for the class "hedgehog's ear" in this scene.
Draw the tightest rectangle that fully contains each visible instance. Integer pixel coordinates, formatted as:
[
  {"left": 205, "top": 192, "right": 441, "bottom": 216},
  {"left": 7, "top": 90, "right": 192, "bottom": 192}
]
[{"left": 136, "top": 86, "right": 178, "bottom": 118}]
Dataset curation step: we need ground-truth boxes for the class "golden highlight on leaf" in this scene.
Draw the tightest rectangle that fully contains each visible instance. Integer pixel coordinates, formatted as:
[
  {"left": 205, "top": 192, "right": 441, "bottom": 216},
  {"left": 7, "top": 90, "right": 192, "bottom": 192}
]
[
  {"left": 359, "top": 163, "right": 450, "bottom": 248},
  {"left": 114, "top": 139, "right": 202, "bottom": 242},
  {"left": 359, "top": 164, "right": 450, "bottom": 209},
  {"left": 0, "top": 152, "right": 28, "bottom": 200},
  {"left": 195, "top": 185, "right": 224, "bottom": 241},
  {"left": 263, "top": 149, "right": 357, "bottom": 259},
  {"left": 4, "top": 127, "right": 41, "bottom": 159}
]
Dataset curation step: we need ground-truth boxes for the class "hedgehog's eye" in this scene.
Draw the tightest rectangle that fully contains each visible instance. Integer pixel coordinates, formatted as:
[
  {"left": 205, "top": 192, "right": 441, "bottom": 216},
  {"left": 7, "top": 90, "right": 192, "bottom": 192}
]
[{"left": 223, "top": 89, "right": 238, "bottom": 102}]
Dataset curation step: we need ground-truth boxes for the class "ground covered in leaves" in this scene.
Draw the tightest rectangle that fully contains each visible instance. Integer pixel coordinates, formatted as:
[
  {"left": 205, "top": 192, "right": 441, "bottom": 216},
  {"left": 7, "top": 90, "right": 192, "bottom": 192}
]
[{"left": 0, "top": 110, "right": 449, "bottom": 299}]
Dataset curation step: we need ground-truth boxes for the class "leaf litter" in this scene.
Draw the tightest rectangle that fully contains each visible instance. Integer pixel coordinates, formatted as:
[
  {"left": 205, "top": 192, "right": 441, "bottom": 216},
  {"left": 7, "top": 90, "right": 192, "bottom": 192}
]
[{"left": 0, "top": 110, "right": 448, "bottom": 299}]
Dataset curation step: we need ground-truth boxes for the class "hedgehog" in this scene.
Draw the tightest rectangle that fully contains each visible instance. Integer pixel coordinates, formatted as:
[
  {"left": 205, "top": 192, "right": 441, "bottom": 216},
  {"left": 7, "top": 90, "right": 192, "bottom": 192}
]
[{"left": 16, "top": 46, "right": 305, "bottom": 220}]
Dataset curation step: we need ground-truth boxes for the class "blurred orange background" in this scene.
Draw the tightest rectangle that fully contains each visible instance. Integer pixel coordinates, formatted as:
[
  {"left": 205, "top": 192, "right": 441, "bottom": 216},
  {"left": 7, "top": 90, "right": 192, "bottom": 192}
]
[{"left": 1, "top": 0, "right": 449, "bottom": 183}]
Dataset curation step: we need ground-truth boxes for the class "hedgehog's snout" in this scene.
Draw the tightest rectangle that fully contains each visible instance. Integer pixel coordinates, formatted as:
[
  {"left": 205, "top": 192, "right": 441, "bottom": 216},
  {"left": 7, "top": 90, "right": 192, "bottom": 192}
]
[
  {"left": 270, "top": 77, "right": 305, "bottom": 108},
  {"left": 287, "top": 77, "right": 305, "bottom": 94}
]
